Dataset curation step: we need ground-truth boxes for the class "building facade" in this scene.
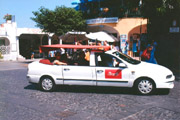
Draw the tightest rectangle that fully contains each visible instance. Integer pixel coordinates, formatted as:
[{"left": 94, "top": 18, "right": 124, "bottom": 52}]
[
  {"left": 73, "top": 0, "right": 147, "bottom": 56},
  {"left": 0, "top": 0, "right": 147, "bottom": 60},
  {"left": 0, "top": 20, "right": 55, "bottom": 61},
  {"left": 72, "top": 0, "right": 180, "bottom": 71}
]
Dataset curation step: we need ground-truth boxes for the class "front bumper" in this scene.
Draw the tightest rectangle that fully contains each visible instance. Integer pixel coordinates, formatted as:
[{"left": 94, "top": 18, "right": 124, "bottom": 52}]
[{"left": 156, "top": 75, "right": 175, "bottom": 89}]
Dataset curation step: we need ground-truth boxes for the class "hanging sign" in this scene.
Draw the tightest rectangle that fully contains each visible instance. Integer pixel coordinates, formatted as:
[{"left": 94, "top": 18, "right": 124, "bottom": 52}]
[{"left": 120, "top": 34, "right": 127, "bottom": 53}]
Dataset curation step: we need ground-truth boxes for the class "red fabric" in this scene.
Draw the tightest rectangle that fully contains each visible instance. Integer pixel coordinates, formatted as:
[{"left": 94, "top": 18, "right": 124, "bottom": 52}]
[
  {"left": 141, "top": 49, "right": 150, "bottom": 60},
  {"left": 104, "top": 47, "right": 110, "bottom": 51},
  {"left": 39, "top": 59, "right": 53, "bottom": 65}
]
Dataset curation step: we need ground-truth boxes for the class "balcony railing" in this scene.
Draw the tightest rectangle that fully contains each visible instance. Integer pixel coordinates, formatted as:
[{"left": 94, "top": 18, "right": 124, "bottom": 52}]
[{"left": 0, "top": 45, "right": 10, "bottom": 55}]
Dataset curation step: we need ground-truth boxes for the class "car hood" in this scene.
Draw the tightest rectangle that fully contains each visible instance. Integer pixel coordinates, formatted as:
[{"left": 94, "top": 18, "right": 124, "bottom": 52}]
[{"left": 130, "top": 61, "right": 173, "bottom": 75}]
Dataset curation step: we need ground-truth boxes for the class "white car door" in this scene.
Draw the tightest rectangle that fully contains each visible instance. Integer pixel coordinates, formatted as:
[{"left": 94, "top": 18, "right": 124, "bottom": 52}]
[
  {"left": 63, "top": 65, "right": 96, "bottom": 85},
  {"left": 95, "top": 53, "right": 130, "bottom": 87}
]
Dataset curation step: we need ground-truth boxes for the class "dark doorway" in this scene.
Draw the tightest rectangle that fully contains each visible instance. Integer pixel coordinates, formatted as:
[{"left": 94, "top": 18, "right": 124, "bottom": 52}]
[{"left": 19, "top": 34, "right": 48, "bottom": 59}]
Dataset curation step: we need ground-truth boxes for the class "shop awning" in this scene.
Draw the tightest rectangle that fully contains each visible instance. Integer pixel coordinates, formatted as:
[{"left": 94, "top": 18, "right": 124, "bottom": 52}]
[{"left": 59, "top": 31, "right": 88, "bottom": 43}]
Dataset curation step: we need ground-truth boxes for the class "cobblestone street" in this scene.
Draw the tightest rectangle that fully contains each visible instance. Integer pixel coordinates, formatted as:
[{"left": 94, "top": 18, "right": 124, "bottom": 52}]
[{"left": 0, "top": 61, "right": 180, "bottom": 120}]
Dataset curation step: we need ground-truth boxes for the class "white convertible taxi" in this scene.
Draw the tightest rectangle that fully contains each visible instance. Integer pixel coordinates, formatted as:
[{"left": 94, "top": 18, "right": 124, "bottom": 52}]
[{"left": 27, "top": 44, "right": 175, "bottom": 95}]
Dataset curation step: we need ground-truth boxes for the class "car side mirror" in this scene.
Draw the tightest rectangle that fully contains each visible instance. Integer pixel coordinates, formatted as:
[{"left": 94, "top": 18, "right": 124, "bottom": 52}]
[{"left": 119, "top": 63, "right": 127, "bottom": 68}]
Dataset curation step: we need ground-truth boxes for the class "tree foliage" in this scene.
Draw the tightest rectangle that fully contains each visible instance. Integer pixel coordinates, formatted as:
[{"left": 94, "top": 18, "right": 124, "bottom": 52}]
[
  {"left": 141, "top": 0, "right": 180, "bottom": 19},
  {"left": 31, "top": 6, "right": 87, "bottom": 35},
  {"left": 140, "top": 0, "right": 180, "bottom": 36}
]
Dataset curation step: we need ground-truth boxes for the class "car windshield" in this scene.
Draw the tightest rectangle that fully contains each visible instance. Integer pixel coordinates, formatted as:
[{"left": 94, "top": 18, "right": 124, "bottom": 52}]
[{"left": 113, "top": 51, "right": 141, "bottom": 65}]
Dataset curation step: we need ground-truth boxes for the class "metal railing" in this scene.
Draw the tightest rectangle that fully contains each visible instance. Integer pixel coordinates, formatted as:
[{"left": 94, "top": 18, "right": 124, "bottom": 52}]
[{"left": 0, "top": 45, "right": 10, "bottom": 54}]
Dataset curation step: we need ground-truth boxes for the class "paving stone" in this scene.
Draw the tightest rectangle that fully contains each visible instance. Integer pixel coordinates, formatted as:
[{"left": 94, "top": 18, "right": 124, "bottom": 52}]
[{"left": 0, "top": 62, "right": 180, "bottom": 120}]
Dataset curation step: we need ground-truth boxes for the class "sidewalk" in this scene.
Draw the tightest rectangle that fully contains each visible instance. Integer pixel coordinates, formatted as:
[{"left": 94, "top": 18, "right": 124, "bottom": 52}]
[{"left": 0, "top": 58, "right": 40, "bottom": 63}]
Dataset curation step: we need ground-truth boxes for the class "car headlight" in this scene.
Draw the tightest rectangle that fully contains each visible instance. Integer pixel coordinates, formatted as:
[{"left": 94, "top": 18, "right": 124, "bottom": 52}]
[{"left": 166, "top": 74, "right": 172, "bottom": 79}]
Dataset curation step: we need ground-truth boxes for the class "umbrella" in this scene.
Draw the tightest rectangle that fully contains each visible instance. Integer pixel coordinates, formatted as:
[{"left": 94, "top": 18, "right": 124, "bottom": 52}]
[
  {"left": 85, "top": 31, "right": 118, "bottom": 42},
  {"left": 59, "top": 31, "right": 88, "bottom": 43}
]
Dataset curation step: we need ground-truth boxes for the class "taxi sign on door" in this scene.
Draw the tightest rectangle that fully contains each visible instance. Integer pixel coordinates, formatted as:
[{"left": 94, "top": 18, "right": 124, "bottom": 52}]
[{"left": 105, "top": 69, "right": 122, "bottom": 79}]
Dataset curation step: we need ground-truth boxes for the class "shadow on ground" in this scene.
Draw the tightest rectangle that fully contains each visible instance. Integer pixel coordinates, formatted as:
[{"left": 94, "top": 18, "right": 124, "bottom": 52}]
[{"left": 24, "top": 84, "right": 170, "bottom": 95}]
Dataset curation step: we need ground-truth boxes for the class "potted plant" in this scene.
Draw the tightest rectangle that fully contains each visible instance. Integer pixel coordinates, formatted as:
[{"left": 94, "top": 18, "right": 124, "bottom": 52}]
[
  {"left": 3, "top": 14, "right": 12, "bottom": 22},
  {"left": 0, "top": 52, "right": 3, "bottom": 59}
]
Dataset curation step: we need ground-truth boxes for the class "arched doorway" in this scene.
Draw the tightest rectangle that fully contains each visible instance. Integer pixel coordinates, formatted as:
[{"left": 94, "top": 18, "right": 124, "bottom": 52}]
[
  {"left": 0, "top": 37, "right": 10, "bottom": 54},
  {"left": 128, "top": 24, "right": 147, "bottom": 57},
  {"left": 0, "top": 37, "right": 10, "bottom": 46},
  {"left": 87, "top": 25, "right": 119, "bottom": 39},
  {"left": 87, "top": 25, "right": 120, "bottom": 47},
  {"left": 51, "top": 35, "right": 60, "bottom": 44}
]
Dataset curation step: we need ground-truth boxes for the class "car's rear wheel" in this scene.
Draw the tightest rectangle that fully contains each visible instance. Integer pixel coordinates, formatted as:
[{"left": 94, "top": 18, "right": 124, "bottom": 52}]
[
  {"left": 40, "top": 77, "right": 55, "bottom": 92},
  {"left": 135, "top": 79, "right": 155, "bottom": 95}
]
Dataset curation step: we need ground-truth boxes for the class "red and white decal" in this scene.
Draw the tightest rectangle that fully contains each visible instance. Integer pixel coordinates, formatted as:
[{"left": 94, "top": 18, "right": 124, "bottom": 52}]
[{"left": 105, "top": 69, "right": 122, "bottom": 79}]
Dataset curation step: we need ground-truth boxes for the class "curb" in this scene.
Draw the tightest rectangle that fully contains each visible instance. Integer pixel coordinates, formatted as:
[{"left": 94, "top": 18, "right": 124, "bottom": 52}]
[{"left": 0, "top": 59, "right": 40, "bottom": 63}]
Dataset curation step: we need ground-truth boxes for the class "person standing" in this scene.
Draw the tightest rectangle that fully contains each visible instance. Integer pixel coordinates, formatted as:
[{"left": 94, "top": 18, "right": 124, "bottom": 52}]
[
  {"left": 30, "top": 48, "right": 34, "bottom": 59},
  {"left": 141, "top": 45, "right": 152, "bottom": 62},
  {"left": 149, "top": 40, "right": 157, "bottom": 64},
  {"left": 141, "top": 41, "right": 157, "bottom": 64},
  {"left": 133, "top": 39, "right": 137, "bottom": 56}
]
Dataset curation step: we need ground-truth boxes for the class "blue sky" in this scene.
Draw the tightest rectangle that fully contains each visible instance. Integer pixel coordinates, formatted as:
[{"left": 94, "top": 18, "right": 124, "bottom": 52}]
[{"left": 0, "top": 0, "right": 75, "bottom": 28}]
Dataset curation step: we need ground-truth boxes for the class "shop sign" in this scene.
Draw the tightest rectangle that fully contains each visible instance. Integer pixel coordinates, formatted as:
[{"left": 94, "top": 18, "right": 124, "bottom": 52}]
[
  {"left": 120, "top": 34, "right": 127, "bottom": 54},
  {"left": 86, "top": 17, "right": 118, "bottom": 24},
  {"left": 169, "top": 27, "right": 179, "bottom": 33}
]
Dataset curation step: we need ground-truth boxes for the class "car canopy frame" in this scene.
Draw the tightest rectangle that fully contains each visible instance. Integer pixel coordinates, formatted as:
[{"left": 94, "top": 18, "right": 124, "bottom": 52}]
[{"left": 39, "top": 44, "right": 110, "bottom": 53}]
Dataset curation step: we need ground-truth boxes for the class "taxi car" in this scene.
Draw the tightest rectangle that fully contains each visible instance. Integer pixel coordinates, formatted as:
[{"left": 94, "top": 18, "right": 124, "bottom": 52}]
[{"left": 27, "top": 44, "right": 175, "bottom": 95}]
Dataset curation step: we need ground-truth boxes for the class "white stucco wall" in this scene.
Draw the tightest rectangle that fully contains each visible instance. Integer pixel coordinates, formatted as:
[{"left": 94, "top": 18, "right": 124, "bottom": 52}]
[
  {"left": 0, "top": 21, "right": 18, "bottom": 60},
  {"left": 0, "top": 21, "right": 51, "bottom": 61}
]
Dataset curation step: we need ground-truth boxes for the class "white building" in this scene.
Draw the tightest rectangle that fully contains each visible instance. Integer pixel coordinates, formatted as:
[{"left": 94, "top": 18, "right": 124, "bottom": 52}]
[{"left": 0, "top": 20, "right": 54, "bottom": 61}]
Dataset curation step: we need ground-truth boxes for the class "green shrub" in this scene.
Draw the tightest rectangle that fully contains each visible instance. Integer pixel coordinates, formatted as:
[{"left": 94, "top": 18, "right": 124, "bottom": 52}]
[{"left": 0, "top": 52, "right": 3, "bottom": 59}]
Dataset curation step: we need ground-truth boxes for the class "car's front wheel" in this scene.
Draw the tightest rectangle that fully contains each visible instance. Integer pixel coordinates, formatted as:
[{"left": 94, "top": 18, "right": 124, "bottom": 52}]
[
  {"left": 39, "top": 77, "right": 55, "bottom": 92},
  {"left": 135, "top": 78, "right": 155, "bottom": 95}
]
